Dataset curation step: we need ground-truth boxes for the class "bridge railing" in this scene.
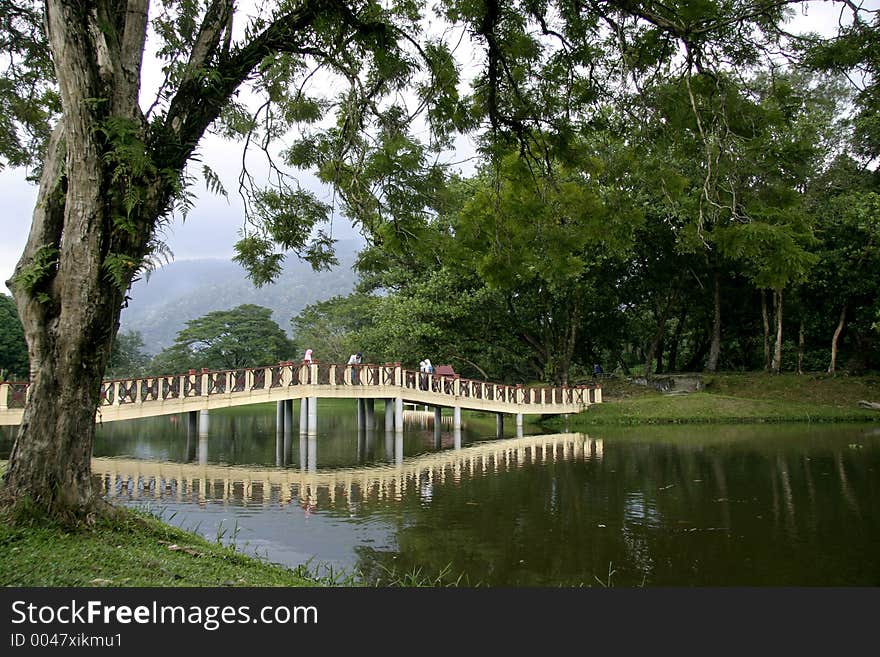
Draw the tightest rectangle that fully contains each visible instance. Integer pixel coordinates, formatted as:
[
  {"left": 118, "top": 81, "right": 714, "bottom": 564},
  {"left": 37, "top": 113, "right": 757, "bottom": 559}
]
[{"left": 3, "top": 361, "right": 600, "bottom": 412}]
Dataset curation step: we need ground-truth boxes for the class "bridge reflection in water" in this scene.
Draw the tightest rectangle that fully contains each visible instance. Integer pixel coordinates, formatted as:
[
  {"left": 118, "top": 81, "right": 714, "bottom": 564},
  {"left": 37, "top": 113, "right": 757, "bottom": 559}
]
[{"left": 93, "top": 433, "right": 603, "bottom": 510}]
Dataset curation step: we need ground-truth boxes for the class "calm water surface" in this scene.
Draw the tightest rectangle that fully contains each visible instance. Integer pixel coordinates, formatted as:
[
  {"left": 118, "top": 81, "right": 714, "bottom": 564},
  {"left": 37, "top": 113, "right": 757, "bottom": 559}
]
[{"left": 3, "top": 402, "right": 878, "bottom": 586}]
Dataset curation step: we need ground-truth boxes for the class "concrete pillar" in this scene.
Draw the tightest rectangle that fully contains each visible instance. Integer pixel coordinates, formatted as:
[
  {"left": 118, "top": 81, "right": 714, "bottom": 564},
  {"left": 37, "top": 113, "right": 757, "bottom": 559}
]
[
  {"left": 198, "top": 409, "right": 209, "bottom": 436},
  {"left": 198, "top": 436, "right": 208, "bottom": 465},
  {"left": 357, "top": 425, "right": 366, "bottom": 462},
  {"left": 454, "top": 426, "right": 462, "bottom": 450},
  {"left": 453, "top": 406, "right": 461, "bottom": 431},
  {"left": 299, "top": 398, "right": 308, "bottom": 435},
  {"left": 283, "top": 426, "right": 291, "bottom": 467},
  {"left": 365, "top": 398, "right": 375, "bottom": 431},
  {"left": 395, "top": 397, "right": 404, "bottom": 434},
  {"left": 434, "top": 407, "right": 442, "bottom": 448},
  {"left": 299, "top": 434, "right": 307, "bottom": 470},
  {"left": 385, "top": 399, "right": 395, "bottom": 431},
  {"left": 307, "top": 435, "right": 317, "bottom": 472},
  {"left": 283, "top": 399, "right": 293, "bottom": 434},
  {"left": 357, "top": 398, "right": 366, "bottom": 430},
  {"left": 516, "top": 413, "right": 523, "bottom": 438},
  {"left": 308, "top": 396, "right": 318, "bottom": 435},
  {"left": 395, "top": 432, "right": 404, "bottom": 465},
  {"left": 496, "top": 413, "right": 503, "bottom": 438},
  {"left": 384, "top": 430, "right": 394, "bottom": 462},
  {"left": 276, "top": 401, "right": 284, "bottom": 434}
]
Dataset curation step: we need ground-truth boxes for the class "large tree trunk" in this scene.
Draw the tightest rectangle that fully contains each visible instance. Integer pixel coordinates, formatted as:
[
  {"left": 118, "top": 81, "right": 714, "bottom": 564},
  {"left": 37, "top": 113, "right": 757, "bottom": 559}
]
[
  {"left": 644, "top": 289, "right": 678, "bottom": 377},
  {"left": 797, "top": 319, "right": 805, "bottom": 376},
  {"left": 771, "top": 288, "right": 784, "bottom": 374},
  {"left": 761, "top": 290, "right": 771, "bottom": 372},
  {"left": 706, "top": 272, "right": 721, "bottom": 372},
  {"left": 3, "top": 2, "right": 153, "bottom": 513},
  {"left": 828, "top": 304, "right": 846, "bottom": 376}
]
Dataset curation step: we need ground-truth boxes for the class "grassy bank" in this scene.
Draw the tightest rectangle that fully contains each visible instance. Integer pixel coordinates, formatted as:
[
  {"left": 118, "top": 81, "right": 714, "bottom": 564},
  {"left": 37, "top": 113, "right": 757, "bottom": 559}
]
[
  {"left": 552, "top": 372, "right": 880, "bottom": 428},
  {"left": 0, "top": 499, "right": 323, "bottom": 587}
]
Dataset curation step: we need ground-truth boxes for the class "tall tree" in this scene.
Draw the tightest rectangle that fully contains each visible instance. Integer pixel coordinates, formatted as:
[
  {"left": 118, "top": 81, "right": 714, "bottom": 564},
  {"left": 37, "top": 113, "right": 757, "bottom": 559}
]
[
  {"left": 155, "top": 304, "right": 293, "bottom": 371},
  {"left": 0, "top": 0, "right": 871, "bottom": 514}
]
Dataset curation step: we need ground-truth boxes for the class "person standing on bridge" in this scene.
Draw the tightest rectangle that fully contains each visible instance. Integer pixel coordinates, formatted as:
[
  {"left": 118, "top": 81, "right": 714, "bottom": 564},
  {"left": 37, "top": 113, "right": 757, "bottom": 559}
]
[
  {"left": 347, "top": 352, "right": 362, "bottom": 383},
  {"left": 303, "top": 348, "right": 313, "bottom": 363}
]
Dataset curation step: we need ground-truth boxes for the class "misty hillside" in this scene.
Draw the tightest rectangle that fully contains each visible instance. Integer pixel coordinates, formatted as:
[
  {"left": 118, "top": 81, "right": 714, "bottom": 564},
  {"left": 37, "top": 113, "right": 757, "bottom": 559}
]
[{"left": 120, "top": 239, "right": 361, "bottom": 355}]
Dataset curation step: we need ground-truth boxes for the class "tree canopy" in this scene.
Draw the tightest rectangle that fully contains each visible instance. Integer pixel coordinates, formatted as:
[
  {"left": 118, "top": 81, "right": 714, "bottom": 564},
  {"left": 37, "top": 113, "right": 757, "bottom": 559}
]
[{"left": 1, "top": 0, "right": 878, "bottom": 514}]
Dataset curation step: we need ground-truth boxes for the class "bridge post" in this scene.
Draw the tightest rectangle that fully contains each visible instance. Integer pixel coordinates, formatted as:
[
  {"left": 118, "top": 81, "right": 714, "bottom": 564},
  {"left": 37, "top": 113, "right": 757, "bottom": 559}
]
[
  {"left": 595, "top": 386, "right": 602, "bottom": 403},
  {"left": 516, "top": 413, "right": 523, "bottom": 438},
  {"left": 199, "top": 409, "right": 209, "bottom": 435},
  {"left": 201, "top": 369, "right": 209, "bottom": 396},
  {"left": 395, "top": 397, "right": 404, "bottom": 434},
  {"left": 357, "top": 398, "right": 365, "bottom": 430},
  {"left": 434, "top": 407, "right": 442, "bottom": 447},
  {"left": 453, "top": 406, "right": 461, "bottom": 431},
  {"left": 385, "top": 399, "right": 394, "bottom": 431},
  {"left": 0, "top": 382, "right": 8, "bottom": 410},
  {"left": 394, "top": 362, "right": 402, "bottom": 387},
  {"left": 453, "top": 375, "right": 460, "bottom": 396},
  {"left": 276, "top": 401, "right": 284, "bottom": 433},
  {"left": 283, "top": 399, "right": 293, "bottom": 434},
  {"left": 308, "top": 396, "right": 318, "bottom": 435},
  {"left": 299, "top": 398, "right": 308, "bottom": 435},
  {"left": 495, "top": 413, "right": 503, "bottom": 438},
  {"left": 365, "top": 399, "right": 375, "bottom": 431}
]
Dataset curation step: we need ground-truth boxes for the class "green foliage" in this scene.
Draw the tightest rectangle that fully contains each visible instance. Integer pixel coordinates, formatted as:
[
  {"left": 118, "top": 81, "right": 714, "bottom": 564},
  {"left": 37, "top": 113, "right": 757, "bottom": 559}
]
[
  {"left": 152, "top": 304, "right": 293, "bottom": 372},
  {"left": 10, "top": 245, "right": 59, "bottom": 303},
  {"left": 0, "top": 293, "right": 29, "bottom": 380},
  {"left": 106, "top": 330, "right": 150, "bottom": 379}
]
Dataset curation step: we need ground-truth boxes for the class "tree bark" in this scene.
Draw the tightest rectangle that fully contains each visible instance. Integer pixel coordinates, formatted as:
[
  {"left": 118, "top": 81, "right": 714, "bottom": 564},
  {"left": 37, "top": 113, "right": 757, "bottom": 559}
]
[
  {"left": 645, "top": 289, "right": 678, "bottom": 377},
  {"left": 706, "top": 272, "right": 721, "bottom": 372},
  {"left": 761, "top": 290, "right": 771, "bottom": 372},
  {"left": 797, "top": 319, "right": 804, "bottom": 375},
  {"left": 771, "top": 288, "right": 784, "bottom": 374},
  {"left": 828, "top": 304, "right": 846, "bottom": 376}
]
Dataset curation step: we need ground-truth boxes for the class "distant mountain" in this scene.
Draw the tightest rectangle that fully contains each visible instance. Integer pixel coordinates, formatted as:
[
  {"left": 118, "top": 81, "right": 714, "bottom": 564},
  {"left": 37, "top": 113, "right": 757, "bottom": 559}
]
[{"left": 120, "top": 239, "right": 362, "bottom": 355}]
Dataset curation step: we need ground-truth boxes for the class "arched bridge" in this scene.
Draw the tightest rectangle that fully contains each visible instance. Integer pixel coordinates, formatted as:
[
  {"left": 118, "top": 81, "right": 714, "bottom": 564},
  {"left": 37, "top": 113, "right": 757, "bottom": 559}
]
[{"left": 0, "top": 361, "right": 601, "bottom": 428}]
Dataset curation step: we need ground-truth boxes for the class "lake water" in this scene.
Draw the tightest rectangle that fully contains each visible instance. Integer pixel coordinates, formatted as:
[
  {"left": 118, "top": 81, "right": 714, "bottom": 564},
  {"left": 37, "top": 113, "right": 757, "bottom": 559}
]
[{"left": 3, "top": 402, "right": 878, "bottom": 586}]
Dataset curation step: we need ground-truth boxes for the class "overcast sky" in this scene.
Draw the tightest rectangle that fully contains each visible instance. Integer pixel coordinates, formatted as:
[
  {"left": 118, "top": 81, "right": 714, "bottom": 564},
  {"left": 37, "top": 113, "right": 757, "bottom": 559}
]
[{"left": 0, "top": 2, "right": 870, "bottom": 294}]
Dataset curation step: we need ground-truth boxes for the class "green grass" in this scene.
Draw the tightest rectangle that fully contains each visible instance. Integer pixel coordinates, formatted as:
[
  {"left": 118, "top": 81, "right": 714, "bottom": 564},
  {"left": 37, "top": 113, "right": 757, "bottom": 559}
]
[
  {"left": 0, "top": 502, "right": 324, "bottom": 587},
  {"left": 556, "top": 372, "right": 880, "bottom": 428}
]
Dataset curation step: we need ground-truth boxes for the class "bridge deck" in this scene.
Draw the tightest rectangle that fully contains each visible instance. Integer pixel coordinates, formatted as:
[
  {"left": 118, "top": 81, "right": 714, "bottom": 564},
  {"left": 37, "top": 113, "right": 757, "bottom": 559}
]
[{"left": 0, "top": 361, "right": 601, "bottom": 426}]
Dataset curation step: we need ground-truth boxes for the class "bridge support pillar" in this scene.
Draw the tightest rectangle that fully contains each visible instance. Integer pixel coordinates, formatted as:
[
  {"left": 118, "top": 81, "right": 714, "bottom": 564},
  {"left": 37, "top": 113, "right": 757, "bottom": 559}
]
[
  {"left": 395, "top": 397, "right": 404, "bottom": 434},
  {"left": 198, "top": 409, "right": 209, "bottom": 436},
  {"left": 299, "top": 398, "right": 308, "bottom": 435},
  {"left": 496, "top": 413, "right": 503, "bottom": 438},
  {"left": 276, "top": 401, "right": 284, "bottom": 434},
  {"left": 434, "top": 406, "right": 442, "bottom": 447},
  {"left": 385, "top": 399, "right": 394, "bottom": 431},
  {"left": 357, "top": 399, "right": 366, "bottom": 430},
  {"left": 384, "top": 430, "right": 394, "bottom": 461},
  {"left": 453, "top": 406, "right": 461, "bottom": 431},
  {"left": 308, "top": 396, "right": 318, "bottom": 435},
  {"left": 307, "top": 435, "right": 317, "bottom": 472},
  {"left": 365, "top": 398, "right": 375, "bottom": 431},
  {"left": 395, "top": 432, "right": 404, "bottom": 465},
  {"left": 516, "top": 413, "right": 523, "bottom": 438},
  {"left": 283, "top": 399, "right": 293, "bottom": 434}
]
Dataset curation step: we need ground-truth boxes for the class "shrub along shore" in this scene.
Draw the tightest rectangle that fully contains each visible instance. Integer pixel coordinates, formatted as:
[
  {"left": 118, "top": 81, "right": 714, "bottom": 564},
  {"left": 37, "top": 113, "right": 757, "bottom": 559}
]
[{"left": 2, "top": 372, "right": 878, "bottom": 586}]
